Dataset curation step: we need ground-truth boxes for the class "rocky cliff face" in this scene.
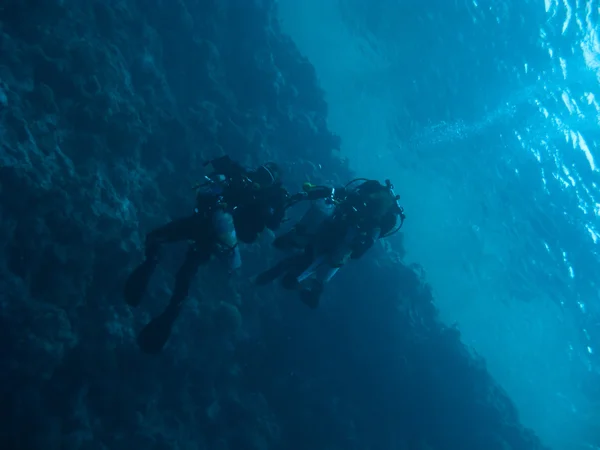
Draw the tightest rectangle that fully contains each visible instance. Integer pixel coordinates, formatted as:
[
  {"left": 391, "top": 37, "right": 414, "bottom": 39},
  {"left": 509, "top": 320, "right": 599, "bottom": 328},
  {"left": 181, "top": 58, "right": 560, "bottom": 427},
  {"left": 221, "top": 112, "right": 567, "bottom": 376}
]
[{"left": 1, "top": 1, "right": 546, "bottom": 449}]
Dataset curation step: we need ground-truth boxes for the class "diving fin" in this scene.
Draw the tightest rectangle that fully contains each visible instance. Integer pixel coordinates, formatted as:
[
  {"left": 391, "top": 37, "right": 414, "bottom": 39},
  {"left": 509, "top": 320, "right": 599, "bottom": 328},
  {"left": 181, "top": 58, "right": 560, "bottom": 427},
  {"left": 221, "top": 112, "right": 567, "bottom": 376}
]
[
  {"left": 299, "top": 284, "right": 323, "bottom": 309},
  {"left": 296, "top": 255, "right": 326, "bottom": 283},
  {"left": 256, "top": 263, "right": 288, "bottom": 286},
  {"left": 124, "top": 259, "right": 157, "bottom": 307},
  {"left": 137, "top": 304, "right": 180, "bottom": 354},
  {"left": 255, "top": 254, "right": 307, "bottom": 286}
]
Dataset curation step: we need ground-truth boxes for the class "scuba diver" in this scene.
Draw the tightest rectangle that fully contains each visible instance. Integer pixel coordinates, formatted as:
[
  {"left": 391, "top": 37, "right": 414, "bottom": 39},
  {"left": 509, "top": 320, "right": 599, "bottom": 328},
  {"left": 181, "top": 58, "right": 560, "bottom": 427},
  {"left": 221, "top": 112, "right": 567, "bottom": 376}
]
[
  {"left": 256, "top": 178, "right": 406, "bottom": 308},
  {"left": 124, "top": 156, "right": 288, "bottom": 354}
]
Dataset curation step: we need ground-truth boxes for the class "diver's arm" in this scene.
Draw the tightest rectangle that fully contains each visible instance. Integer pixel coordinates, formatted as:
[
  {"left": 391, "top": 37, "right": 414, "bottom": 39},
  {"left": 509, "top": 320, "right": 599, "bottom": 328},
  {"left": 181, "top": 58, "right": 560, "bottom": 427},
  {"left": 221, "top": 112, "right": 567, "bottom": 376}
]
[
  {"left": 266, "top": 188, "right": 290, "bottom": 230},
  {"left": 288, "top": 184, "right": 340, "bottom": 206},
  {"left": 351, "top": 209, "right": 400, "bottom": 259},
  {"left": 306, "top": 185, "right": 335, "bottom": 200}
]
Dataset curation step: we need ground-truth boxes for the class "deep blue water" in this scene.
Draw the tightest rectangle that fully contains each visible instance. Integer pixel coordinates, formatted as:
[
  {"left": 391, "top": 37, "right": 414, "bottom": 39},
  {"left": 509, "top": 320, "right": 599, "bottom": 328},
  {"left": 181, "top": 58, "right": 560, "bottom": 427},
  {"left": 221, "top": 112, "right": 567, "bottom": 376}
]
[
  {"left": 279, "top": 0, "right": 600, "bottom": 449},
  {"left": 2, "top": 1, "right": 599, "bottom": 449}
]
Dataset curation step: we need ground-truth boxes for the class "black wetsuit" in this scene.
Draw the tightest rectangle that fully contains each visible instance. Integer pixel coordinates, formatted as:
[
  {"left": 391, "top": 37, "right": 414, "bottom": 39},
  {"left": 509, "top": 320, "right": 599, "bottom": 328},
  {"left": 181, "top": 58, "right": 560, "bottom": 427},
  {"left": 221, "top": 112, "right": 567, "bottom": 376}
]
[{"left": 124, "top": 156, "right": 288, "bottom": 353}]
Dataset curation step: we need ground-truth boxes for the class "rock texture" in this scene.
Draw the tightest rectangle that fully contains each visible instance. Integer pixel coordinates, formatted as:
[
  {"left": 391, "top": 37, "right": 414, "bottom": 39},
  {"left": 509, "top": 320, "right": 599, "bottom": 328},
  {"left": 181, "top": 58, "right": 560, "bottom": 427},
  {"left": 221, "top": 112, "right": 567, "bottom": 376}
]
[{"left": 0, "top": 1, "right": 547, "bottom": 449}]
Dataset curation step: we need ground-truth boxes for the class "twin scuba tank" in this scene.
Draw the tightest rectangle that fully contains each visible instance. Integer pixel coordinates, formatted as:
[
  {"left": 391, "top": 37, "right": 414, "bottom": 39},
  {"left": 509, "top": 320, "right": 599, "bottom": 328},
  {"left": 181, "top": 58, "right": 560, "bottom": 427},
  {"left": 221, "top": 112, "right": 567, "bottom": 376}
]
[
  {"left": 212, "top": 209, "right": 242, "bottom": 272},
  {"left": 293, "top": 197, "right": 336, "bottom": 247},
  {"left": 195, "top": 174, "right": 242, "bottom": 272}
]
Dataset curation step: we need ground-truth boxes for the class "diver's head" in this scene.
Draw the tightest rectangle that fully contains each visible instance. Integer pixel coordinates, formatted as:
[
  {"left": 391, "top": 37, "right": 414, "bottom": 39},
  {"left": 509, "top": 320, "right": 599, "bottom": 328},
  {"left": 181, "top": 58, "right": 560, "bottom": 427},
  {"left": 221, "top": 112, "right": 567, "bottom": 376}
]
[
  {"left": 249, "top": 162, "right": 281, "bottom": 187},
  {"left": 353, "top": 178, "right": 402, "bottom": 217}
]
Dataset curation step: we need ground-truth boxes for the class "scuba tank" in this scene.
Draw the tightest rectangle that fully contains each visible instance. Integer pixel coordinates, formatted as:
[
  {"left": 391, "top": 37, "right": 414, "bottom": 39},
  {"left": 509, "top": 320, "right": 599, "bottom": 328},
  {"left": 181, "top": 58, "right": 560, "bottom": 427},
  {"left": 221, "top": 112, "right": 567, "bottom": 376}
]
[
  {"left": 194, "top": 174, "right": 229, "bottom": 215},
  {"left": 193, "top": 174, "right": 242, "bottom": 271},
  {"left": 212, "top": 210, "right": 242, "bottom": 271},
  {"left": 274, "top": 191, "right": 336, "bottom": 252},
  {"left": 295, "top": 198, "right": 335, "bottom": 240},
  {"left": 193, "top": 174, "right": 227, "bottom": 195},
  {"left": 292, "top": 183, "right": 338, "bottom": 247}
]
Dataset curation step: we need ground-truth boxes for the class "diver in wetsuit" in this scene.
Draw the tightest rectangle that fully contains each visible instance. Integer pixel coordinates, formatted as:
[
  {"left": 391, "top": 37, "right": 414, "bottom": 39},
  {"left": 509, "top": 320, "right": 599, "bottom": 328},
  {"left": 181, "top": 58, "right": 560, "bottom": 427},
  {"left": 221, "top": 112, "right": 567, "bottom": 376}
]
[
  {"left": 124, "top": 156, "right": 288, "bottom": 354},
  {"left": 256, "top": 178, "right": 406, "bottom": 308}
]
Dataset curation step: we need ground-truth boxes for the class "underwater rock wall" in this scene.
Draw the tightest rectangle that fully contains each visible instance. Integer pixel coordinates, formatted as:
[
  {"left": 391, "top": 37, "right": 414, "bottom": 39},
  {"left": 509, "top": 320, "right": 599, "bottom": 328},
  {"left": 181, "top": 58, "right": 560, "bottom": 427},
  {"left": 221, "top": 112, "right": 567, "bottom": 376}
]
[{"left": 0, "top": 1, "right": 547, "bottom": 449}]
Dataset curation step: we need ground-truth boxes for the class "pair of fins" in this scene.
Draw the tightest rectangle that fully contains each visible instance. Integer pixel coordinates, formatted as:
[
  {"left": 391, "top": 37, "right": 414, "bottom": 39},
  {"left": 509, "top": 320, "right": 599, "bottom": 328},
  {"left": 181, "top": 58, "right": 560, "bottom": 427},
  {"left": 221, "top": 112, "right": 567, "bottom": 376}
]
[
  {"left": 124, "top": 259, "right": 179, "bottom": 354},
  {"left": 255, "top": 253, "right": 322, "bottom": 309},
  {"left": 126, "top": 248, "right": 318, "bottom": 354}
]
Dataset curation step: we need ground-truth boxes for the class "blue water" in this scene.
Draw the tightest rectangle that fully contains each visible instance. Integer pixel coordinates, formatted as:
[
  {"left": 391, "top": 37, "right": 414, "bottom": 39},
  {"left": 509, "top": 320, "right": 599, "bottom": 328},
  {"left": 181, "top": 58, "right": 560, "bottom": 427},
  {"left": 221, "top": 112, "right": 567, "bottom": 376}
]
[{"left": 278, "top": 1, "right": 600, "bottom": 449}]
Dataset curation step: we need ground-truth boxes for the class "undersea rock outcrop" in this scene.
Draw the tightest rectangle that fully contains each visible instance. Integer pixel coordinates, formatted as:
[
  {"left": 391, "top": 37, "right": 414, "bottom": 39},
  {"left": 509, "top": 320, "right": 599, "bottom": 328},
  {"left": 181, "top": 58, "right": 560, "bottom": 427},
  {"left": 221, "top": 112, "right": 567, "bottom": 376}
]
[{"left": 0, "top": 1, "right": 548, "bottom": 449}]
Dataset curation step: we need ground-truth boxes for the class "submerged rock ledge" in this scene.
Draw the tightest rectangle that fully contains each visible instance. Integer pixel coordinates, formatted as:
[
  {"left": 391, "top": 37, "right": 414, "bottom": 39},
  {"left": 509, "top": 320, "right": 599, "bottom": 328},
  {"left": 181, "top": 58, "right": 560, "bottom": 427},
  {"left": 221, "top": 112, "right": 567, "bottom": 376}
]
[{"left": 0, "top": 1, "right": 546, "bottom": 449}]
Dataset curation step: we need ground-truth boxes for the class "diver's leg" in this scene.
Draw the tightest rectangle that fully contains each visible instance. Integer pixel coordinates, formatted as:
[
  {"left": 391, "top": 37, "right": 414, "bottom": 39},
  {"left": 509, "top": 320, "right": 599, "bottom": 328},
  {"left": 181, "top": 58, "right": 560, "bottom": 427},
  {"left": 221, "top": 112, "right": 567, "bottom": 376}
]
[
  {"left": 293, "top": 219, "right": 353, "bottom": 309},
  {"left": 170, "top": 243, "right": 211, "bottom": 309},
  {"left": 281, "top": 248, "right": 314, "bottom": 290},
  {"left": 145, "top": 215, "right": 207, "bottom": 256},
  {"left": 256, "top": 253, "right": 309, "bottom": 286},
  {"left": 137, "top": 244, "right": 211, "bottom": 354},
  {"left": 297, "top": 250, "right": 346, "bottom": 309},
  {"left": 272, "top": 230, "right": 302, "bottom": 251},
  {"left": 124, "top": 215, "right": 206, "bottom": 307}
]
